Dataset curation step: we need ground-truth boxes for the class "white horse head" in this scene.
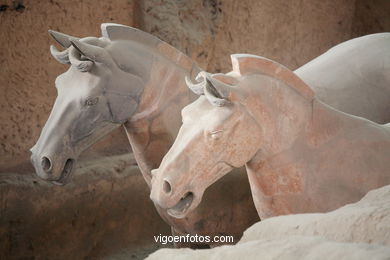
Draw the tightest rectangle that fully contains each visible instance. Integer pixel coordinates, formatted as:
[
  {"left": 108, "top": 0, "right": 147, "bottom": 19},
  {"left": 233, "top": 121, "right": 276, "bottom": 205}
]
[{"left": 31, "top": 25, "right": 145, "bottom": 184}]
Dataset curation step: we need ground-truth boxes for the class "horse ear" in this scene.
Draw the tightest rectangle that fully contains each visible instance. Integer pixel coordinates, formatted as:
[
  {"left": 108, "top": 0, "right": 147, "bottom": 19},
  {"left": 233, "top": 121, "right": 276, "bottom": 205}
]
[
  {"left": 48, "top": 30, "right": 78, "bottom": 65},
  {"left": 207, "top": 74, "right": 235, "bottom": 98},
  {"left": 185, "top": 72, "right": 207, "bottom": 95},
  {"left": 204, "top": 76, "right": 234, "bottom": 107},
  {"left": 48, "top": 30, "right": 79, "bottom": 48},
  {"left": 70, "top": 39, "right": 116, "bottom": 68},
  {"left": 50, "top": 45, "right": 70, "bottom": 64}
]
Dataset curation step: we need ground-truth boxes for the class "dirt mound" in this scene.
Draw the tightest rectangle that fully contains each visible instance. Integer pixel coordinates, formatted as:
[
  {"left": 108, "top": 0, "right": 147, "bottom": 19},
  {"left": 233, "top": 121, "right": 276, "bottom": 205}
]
[{"left": 147, "top": 185, "right": 390, "bottom": 259}]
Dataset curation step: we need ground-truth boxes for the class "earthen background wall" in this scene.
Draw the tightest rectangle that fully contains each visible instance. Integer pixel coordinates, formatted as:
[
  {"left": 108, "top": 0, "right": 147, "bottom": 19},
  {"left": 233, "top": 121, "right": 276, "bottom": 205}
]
[{"left": 0, "top": 0, "right": 389, "bottom": 173}]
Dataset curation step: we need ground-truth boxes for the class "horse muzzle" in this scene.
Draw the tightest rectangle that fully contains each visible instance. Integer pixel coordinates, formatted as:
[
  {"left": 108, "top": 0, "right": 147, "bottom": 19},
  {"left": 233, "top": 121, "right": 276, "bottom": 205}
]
[{"left": 30, "top": 151, "right": 75, "bottom": 185}]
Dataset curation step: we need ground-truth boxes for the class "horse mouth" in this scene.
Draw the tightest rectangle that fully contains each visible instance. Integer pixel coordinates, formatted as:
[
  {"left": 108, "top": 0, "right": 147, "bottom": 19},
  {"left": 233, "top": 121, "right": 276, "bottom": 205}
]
[
  {"left": 52, "top": 159, "right": 75, "bottom": 186},
  {"left": 167, "top": 192, "right": 194, "bottom": 218}
]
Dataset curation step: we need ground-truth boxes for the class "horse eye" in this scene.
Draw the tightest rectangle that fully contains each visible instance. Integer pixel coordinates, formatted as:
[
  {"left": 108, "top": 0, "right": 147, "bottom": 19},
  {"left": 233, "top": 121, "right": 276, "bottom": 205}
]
[
  {"left": 209, "top": 130, "right": 224, "bottom": 139},
  {"left": 85, "top": 97, "right": 99, "bottom": 106}
]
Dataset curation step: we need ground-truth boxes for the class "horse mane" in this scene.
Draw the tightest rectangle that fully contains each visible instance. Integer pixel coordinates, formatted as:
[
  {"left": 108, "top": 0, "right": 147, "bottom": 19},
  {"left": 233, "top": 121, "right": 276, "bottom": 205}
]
[
  {"left": 230, "top": 54, "right": 314, "bottom": 100},
  {"left": 101, "top": 23, "right": 198, "bottom": 74}
]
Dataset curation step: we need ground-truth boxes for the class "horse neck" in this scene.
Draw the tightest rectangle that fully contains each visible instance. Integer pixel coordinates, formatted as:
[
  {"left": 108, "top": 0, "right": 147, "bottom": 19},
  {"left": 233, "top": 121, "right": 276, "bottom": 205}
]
[
  {"left": 240, "top": 75, "right": 314, "bottom": 157},
  {"left": 123, "top": 53, "right": 198, "bottom": 186},
  {"left": 245, "top": 95, "right": 376, "bottom": 177}
]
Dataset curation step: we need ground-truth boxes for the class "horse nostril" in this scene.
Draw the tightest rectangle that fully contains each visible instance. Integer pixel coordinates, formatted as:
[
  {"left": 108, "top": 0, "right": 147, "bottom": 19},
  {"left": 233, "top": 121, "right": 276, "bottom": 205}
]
[
  {"left": 41, "top": 157, "right": 52, "bottom": 172},
  {"left": 163, "top": 180, "right": 172, "bottom": 194}
]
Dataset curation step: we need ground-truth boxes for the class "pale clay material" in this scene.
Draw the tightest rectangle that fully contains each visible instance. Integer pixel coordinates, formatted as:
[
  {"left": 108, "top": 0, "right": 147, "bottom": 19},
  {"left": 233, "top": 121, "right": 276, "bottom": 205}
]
[
  {"left": 30, "top": 24, "right": 390, "bottom": 245},
  {"left": 31, "top": 23, "right": 257, "bottom": 246},
  {"left": 150, "top": 38, "right": 390, "bottom": 219},
  {"left": 147, "top": 185, "right": 390, "bottom": 260}
]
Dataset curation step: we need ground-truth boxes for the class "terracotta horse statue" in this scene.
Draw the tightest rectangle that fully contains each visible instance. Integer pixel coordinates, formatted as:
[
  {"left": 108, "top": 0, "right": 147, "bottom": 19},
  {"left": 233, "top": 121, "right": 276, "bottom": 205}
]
[
  {"left": 31, "top": 23, "right": 257, "bottom": 247},
  {"left": 150, "top": 54, "right": 390, "bottom": 220},
  {"left": 30, "top": 23, "right": 390, "bottom": 246}
]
